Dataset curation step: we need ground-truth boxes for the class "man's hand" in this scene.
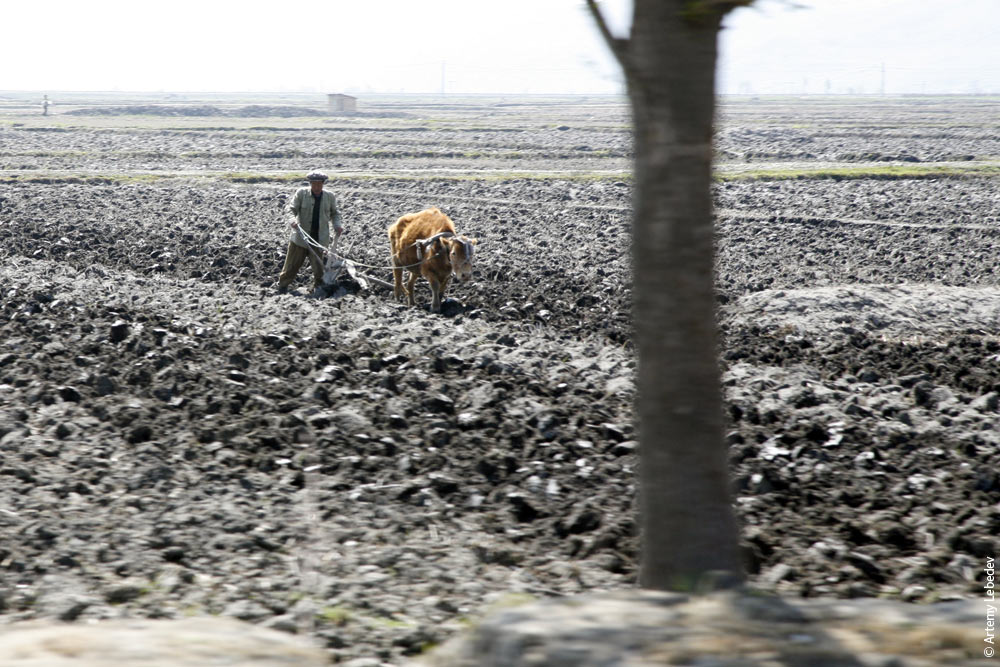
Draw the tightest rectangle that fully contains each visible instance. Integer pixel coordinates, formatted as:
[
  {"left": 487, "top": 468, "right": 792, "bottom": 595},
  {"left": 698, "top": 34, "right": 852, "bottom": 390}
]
[{"left": 287, "top": 218, "right": 298, "bottom": 230}]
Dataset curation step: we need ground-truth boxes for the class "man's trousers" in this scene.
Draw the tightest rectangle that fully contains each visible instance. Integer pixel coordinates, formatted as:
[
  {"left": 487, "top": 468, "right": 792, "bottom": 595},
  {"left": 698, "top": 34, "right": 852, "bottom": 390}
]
[{"left": 278, "top": 242, "right": 324, "bottom": 290}]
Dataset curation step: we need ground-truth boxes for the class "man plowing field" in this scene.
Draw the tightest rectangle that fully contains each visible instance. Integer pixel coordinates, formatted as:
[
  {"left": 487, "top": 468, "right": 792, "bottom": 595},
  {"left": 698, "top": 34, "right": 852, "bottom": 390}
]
[{"left": 277, "top": 170, "right": 343, "bottom": 293}]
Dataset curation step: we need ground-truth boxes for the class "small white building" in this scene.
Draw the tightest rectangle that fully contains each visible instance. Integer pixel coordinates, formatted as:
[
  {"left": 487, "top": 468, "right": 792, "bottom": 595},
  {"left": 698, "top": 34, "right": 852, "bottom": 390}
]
[{"left": 327, "top": 94, "right": 357, "bottom": 112}]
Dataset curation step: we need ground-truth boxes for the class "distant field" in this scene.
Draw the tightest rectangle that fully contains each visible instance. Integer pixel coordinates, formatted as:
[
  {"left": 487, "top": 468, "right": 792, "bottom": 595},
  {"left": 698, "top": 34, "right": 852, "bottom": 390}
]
[{"left": 2, "top": 91, "right": 998, "bottom": 178}]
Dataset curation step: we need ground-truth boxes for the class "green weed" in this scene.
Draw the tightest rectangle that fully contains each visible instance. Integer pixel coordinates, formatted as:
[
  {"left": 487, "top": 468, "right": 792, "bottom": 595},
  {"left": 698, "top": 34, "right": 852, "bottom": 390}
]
[{"left": 316, "top": 605, "right": 352, "bottom": 626}]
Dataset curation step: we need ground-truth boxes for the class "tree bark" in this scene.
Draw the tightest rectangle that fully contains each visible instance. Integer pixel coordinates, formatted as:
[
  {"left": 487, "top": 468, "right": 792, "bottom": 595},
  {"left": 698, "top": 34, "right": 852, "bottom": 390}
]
[{"left": 594, "top": 0, "right": 745, "bottom": 591}]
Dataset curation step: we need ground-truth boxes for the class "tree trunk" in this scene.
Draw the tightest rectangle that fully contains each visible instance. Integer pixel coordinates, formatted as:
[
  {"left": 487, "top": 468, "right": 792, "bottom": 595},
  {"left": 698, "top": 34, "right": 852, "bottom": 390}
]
[{"left": 627, "top": 1, "right": 744, "bottom": 591}]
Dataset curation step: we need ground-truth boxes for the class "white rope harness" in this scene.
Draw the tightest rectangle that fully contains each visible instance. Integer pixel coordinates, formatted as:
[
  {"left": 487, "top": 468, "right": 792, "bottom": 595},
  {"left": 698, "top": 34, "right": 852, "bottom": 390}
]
[
  {"left": 297, "top": 224, "right": 459, "bottom": 272},
  {"left": 293, "top": 223, "right": 472, "bottom": 288},
  {"left": 293, "top": 224, "right": 333, "bottom": 269}
]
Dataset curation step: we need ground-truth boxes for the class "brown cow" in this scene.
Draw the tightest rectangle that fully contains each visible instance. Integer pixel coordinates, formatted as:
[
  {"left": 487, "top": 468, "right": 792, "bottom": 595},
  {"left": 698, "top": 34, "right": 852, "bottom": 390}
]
[{"left": 388, "top": 207, "right": 477, "bottom": 313}]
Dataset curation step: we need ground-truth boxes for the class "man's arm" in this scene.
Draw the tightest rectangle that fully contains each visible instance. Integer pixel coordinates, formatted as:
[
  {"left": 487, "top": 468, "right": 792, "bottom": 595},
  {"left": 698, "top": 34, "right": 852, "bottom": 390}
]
[
  {"left": 329, "top": 194, "right": 344, "bottom": 236},
  {"left": 288, "top": 189, "right": 303, "bottom": 216},
  {"left": 286, "top": 189, "right": 304, "bottom": 230}
]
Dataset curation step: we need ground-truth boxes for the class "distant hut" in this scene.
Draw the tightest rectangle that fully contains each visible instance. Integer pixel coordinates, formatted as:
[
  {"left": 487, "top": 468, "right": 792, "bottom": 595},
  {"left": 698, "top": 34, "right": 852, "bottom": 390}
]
[{"left": 327, "top": 94, "right": 357, "bottom": 113}]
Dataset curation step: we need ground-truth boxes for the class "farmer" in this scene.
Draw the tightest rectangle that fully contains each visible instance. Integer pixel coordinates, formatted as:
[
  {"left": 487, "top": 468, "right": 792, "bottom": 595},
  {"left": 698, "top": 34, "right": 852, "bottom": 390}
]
[{"left": 277, "top": 170, "right": 344, "bottom": 292}]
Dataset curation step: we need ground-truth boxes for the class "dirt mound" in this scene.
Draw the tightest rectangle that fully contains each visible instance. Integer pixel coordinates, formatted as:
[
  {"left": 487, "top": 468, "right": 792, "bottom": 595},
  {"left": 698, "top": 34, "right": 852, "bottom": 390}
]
[
  {"left": 423, "top": 590, "right": 986, "bottom": 666},
  {"left": 60, "top": 104, "right": 413, "bottom": 118},
  {"left": 62, "top": 104, "right": 334, "bottom": 117},
  {"left": 63, "top": 104, "right": 228, "bottom": 117}
]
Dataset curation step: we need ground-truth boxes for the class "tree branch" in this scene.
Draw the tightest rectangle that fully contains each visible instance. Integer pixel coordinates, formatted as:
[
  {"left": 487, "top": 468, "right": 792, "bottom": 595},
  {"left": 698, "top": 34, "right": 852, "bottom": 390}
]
[
  {"left": 584, "top": 0, "right": 631, "bottom": 73},
  {"left": 681, "top": 0, "right": 756, "bottom": 26},
  {"left": 693, "top": 0, "right": 756, "bottom": 12}
]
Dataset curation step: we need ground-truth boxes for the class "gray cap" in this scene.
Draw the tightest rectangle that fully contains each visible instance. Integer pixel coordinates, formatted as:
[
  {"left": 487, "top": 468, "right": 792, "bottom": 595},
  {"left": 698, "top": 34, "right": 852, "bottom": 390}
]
[{"left": 306, "top": 170, "right": 328, "bottom": 182}]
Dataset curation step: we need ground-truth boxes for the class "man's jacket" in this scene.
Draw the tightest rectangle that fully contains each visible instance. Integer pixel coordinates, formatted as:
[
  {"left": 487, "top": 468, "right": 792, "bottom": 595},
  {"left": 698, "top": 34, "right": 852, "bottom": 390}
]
[{"left": 288, "top": 187, "right": 343, "bottom": 248}]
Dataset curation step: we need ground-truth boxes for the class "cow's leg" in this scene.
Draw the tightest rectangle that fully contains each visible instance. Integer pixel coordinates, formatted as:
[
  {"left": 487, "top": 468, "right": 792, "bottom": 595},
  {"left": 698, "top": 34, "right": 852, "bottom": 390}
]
[
  {"left": 392, "top": 257, "right": 405, "bottom": 301},
  {"left": 441, "top": 276, "right": 452, "bottom": 310},
  {"left": 405, "top": 271, "right": 419, "bottom": 306},
  {"left": 428, "top": 276, "right": 442, "bottom": 313}
]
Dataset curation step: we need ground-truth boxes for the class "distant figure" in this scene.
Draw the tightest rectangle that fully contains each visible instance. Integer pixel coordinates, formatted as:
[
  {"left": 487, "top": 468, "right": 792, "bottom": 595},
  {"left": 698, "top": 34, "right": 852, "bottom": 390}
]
[
  {"left": 42, "top": 95, "right": 49, "bottom": 116},
  {"left": 277, "top": 170, "right": 344, "bottom": 293}
]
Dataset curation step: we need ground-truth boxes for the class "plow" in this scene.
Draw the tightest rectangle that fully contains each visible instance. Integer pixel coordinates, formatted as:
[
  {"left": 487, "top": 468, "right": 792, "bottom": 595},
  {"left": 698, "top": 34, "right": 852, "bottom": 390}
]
[{"left": 296, "top": 223, "right": 395, "bottom": 297}]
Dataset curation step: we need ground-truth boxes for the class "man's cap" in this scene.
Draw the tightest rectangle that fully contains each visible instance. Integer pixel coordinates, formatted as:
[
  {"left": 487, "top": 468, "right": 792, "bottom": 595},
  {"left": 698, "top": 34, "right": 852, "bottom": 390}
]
[{"left": 306, "top": 170, "right": 329, "bottom": 182}]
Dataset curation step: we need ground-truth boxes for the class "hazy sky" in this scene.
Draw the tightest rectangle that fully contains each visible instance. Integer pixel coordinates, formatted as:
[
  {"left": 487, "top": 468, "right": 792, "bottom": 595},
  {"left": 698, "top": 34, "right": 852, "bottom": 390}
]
[{"left": 2, "top": 1, "right": 998, "bottom": 95}]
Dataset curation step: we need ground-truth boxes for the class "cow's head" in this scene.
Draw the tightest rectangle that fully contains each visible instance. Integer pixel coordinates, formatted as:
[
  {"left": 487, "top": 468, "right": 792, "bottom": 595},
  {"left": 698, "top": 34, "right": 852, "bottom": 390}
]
[{"left": 443, "top": 235, "right": 477, "bottom": 282}]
